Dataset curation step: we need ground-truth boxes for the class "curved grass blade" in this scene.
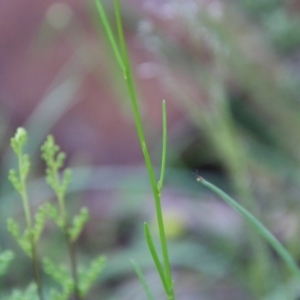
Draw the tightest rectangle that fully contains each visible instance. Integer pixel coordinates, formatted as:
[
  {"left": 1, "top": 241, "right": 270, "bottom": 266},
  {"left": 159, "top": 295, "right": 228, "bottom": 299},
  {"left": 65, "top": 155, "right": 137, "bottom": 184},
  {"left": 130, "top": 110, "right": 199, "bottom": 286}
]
[{"left": 197, "top": 176, "right": 300, "bottom": 281}]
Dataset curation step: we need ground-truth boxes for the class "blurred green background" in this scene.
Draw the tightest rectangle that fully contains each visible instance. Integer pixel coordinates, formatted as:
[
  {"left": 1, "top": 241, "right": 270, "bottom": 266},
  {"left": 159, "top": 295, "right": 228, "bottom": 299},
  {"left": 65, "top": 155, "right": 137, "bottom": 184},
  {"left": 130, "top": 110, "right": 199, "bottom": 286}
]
[{"left": 1, "top": 0, "right": 300, "bottom": 299}]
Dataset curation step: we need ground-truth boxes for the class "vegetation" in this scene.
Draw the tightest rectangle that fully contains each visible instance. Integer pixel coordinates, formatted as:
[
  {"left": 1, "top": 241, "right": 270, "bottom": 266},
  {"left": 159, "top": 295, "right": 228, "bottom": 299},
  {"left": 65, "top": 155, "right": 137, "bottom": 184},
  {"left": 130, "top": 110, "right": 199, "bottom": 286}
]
[{"left": 1, "top": 0, "right": 300, "bottom": 299}]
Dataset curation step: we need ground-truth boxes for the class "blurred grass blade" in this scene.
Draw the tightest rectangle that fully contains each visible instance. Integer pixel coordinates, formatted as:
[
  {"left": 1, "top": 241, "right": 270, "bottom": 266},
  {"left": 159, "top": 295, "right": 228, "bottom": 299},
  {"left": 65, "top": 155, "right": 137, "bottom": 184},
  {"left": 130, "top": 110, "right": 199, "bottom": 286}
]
[
  {"left": 261, "top": 278, "right": 300, "bottom": 300},
  {"left": 113, "top": 0, "right": 126, "bottom": 63},
  {"left": 197, "top": 176, "right": 300, "bottom": 281},
  {"left": 94, "top": 0, "right": 125, "bottom": 72},
  {"left": 130, "top": 259, "right": 154, "bottom": 300},
  {"left": 25, "top": 77, "right": 81, "bottom": 153}
]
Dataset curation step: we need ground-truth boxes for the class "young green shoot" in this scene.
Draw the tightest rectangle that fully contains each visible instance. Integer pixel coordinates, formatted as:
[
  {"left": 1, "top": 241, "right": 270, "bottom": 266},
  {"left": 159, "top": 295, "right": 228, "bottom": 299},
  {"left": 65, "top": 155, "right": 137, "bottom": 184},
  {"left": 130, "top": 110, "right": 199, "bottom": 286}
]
[
  {"left": 8, "top": 128, "right": 44, "bottom": 300},
  {"left": 41, "top": 136, "right": 81, "bottom": 300},
  {"left": 41, "top": 135, "right": 105, "bottom": 299},
  {"left": 95, "top": 1, "right": 175, "bottom": 298}
]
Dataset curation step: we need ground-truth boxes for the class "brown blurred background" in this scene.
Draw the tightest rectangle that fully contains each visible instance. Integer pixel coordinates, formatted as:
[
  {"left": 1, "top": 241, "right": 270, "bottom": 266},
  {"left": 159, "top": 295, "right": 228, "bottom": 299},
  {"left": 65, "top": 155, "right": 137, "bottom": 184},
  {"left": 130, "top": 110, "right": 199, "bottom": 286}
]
[{"left": 2, "top": 0, "right": 300, "bottom": 299}]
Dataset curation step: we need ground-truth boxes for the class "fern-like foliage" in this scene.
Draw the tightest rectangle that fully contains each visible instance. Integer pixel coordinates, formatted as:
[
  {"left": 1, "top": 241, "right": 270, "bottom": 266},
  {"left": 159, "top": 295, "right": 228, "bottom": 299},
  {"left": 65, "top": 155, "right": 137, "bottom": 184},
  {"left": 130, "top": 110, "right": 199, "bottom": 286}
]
[
  {"left": 43, "top": 257, "right": 74, "bottom": 300},
  {"left": 9, "top": 128, "right": 31, "bottom": 195},
  {"left": 0, "top": 249, "right": 14, "bottom": 277},
  {"left": 43, "top": 256, "right": 106, "bottom": 299},
  {"left": 6, "top": 202, "right": 51, "bottom": 257},
  {"left": 41, "top": 135, "right": 106, "bottom": 299},
  {"left": 6, "top": 218, "right": 32, "bottom": 256},
  {"left": 78, "top": 255, "right": 106, "bottom": 297},
  {"left": 8, "top": 128, "right": 45, "bottom": 300},
  {"left": 68, "top": 208, "right": 89, "bottom": 243},
  {"left": 5, "top": 283, "right": 39, "bottom": 300},
  {"left": 7, "top": 128, "right": 106, "bottom": 299},
  {"left": 33, "top": 203, "right": 53, "bottom": 242},
  {"left": 41, "top": 135, "right": 72, "bottom": 224}
]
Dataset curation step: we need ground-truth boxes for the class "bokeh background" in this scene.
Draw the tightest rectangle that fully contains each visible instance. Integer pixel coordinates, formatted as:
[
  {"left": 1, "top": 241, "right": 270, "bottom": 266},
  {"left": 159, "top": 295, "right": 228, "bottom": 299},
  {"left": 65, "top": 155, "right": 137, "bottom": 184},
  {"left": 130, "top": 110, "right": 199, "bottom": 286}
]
[{"left": 1, "top": 0, "right": 300, "bottom": 299}]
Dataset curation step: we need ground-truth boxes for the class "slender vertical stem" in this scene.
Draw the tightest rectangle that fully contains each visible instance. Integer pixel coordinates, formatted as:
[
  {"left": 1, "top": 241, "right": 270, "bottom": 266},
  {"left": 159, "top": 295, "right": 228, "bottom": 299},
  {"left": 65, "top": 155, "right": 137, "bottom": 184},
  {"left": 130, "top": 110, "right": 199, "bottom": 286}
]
[
  {"left": 18, "top": 155, "right": 32, "bottom": 229},
  {"left": 158, "top": 100, "right": 167, "bottom": 192},
  {"left": 41, "top": 136, "right": 82, "bottom": 300},
  {"left": 113, "top": 1, "right": 174, "bottom": 297},
  {"left": 56, "top": 181, "right": 81, "bottom": 300},
  {"left": 65, "top": 230, "right": 81, "bottom": 300},
  {"left": 30, "top": 236, "right": 43, "bottom": 300},
  {"left": 18, "top": 153, "right": 43, "bottom": 300},
  {"left": 95, "top": 1, "right": 175, "bottom": 297}
]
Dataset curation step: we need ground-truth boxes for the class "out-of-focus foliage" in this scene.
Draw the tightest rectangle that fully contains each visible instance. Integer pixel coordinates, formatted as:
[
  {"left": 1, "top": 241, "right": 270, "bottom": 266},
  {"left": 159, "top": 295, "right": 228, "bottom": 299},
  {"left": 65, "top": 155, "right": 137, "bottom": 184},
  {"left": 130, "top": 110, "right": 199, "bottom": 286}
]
[
  {"left": 237, "top": 0, "right": 300, "bottom": 52},
  {"left": 1, "top": 0, "right": 300, "bottom": 299}
]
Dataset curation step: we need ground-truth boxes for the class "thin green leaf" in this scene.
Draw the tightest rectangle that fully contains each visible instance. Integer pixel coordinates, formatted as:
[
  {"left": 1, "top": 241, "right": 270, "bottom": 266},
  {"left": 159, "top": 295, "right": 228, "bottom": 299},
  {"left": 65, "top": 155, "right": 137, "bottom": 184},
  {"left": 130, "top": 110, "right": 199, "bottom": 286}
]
[
  {"left": 0, "top": 250, "right": 14, "bottom": 277},
  {"left": 144, "top": 223, "right": 169, "bottom": 293},
  {"left": 198, "top": 176, "right": 300, "bottom": 281},
  {"left": 157, "top": 100, "right": 167, "bottom": 192}
]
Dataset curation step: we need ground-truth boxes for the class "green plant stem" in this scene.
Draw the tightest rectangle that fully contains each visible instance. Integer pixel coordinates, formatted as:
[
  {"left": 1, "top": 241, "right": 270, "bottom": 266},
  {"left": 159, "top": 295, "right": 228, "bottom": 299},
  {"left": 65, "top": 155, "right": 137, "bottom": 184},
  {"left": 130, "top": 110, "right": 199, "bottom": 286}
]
[
  {"left": 30, "top": 239, "right": 43, "bottom": 300},
  {"left": 18, "top": 154, "right": 32, "bottom": 229},
  {"left": 56, "top": 181, "right": 81, "bottom": 300},
  {"left": 95, "top": 1, "right": 174, "bottom": 298},
  {"left": 144, "top": 223, "right": 168, "bottom": 292},
  {"left": 18, "top": 155, "right": 43, "bottom": 300},
  {"left": 65, "top": 231, "right": 81, "bottom": 300},
  {"left": 157, "top": 100, "right": 167, "bottom": 192},
  {"left": 113, "top": 1, "right": 174, "bottom": 298},
  {"left": 197, "top": 176, "right": 300, "bottom": 281},
  {"left": 42, "top": 135, "right": 82, "bottom": 299}
]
